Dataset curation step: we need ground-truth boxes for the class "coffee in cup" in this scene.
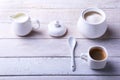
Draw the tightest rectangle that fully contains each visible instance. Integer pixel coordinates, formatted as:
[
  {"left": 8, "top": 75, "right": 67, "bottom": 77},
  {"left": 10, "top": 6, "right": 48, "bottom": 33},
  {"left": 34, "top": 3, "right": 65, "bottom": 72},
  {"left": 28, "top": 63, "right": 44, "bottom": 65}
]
[
  {"left": 89, "top": 46, "right": 107, "bottom": 60},
  {"left": 80, "top": 46, "right": 108, "bottom": 69}
]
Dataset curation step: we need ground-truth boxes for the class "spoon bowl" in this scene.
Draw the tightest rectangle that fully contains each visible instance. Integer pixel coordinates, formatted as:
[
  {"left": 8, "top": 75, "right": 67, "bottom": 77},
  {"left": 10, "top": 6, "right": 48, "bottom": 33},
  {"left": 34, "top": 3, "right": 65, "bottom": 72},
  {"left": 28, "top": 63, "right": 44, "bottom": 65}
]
[{"left": 68, "top": 37, "right": 77, "bottom": 50}]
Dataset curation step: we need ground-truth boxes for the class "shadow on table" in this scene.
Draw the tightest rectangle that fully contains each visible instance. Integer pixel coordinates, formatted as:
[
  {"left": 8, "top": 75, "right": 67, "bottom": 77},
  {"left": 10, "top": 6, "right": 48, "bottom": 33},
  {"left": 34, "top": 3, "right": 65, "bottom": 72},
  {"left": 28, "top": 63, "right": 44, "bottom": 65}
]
[
  {"left": 99, "top": 24, "right": 118, "bottom": 39},
  {"left": 23, "top": 29, "right": 68, "bottom": 38},
  {"left": 88, "top": 25, "right": 115, "bottom": 43},
  {"left": 95, "top": 25, "right": 114, "bottom": 40},
  {"left": 100, "top": 26, "right": 112, "bottom": 39},
  {"left": 93, "top": 61, "right": 116, "bottom": 75},
  {"left": 22, "top": 30, "right": 43, "bottom": 38}
]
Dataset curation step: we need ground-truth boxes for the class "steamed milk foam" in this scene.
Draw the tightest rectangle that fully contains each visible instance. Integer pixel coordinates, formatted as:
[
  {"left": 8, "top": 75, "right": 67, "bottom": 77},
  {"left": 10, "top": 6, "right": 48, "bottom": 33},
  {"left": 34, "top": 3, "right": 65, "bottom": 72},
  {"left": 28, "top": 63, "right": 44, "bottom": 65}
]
[
  {"left": 84, "top": 11, "right": 103, "bottom": 24},
  {"left": 12, "top": 13, "right": 28, "bottom": 22}
]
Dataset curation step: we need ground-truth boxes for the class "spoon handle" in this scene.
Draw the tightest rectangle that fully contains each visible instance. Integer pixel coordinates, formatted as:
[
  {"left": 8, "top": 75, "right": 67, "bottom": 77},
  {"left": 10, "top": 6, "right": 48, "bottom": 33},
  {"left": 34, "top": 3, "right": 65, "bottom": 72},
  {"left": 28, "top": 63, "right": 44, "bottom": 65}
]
[{"left": 71, "top": 49, "right": 76, "bottom": 72}]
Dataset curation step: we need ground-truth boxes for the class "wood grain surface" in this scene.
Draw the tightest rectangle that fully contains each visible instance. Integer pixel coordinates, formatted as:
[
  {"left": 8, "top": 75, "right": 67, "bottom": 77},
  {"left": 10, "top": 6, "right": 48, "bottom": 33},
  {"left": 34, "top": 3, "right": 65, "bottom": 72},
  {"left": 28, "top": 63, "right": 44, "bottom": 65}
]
[{"left": 0, "top": 0, "right": 120, "bottom": 80}]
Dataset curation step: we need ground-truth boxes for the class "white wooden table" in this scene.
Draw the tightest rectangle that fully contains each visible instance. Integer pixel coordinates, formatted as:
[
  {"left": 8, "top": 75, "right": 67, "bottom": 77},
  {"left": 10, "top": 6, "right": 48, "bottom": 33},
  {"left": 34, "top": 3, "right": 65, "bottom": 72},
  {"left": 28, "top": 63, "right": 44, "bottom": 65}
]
[{"left": 0, "top": 0, "right": 120, "bottom": 80}]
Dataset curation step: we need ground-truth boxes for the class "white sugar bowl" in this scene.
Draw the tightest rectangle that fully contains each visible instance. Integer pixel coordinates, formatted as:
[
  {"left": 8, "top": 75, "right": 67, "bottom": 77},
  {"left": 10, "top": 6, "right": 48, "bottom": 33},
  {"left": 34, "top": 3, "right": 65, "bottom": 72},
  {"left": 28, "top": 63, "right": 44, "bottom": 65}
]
[{"left": 48, "top": 21, "right": 67, "bottom": 37}]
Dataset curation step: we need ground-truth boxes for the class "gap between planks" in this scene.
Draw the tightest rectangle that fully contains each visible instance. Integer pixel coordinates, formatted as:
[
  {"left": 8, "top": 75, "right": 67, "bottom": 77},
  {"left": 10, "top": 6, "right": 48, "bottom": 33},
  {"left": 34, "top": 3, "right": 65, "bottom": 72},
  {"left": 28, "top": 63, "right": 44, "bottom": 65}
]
[
  {"left": 0, "top": 76, "right": 120, "bottom": 80},
  {"left": 0, "top": 57, "right": 119, "bottom": 75},
  {"left": 0, "top": 39, "right": 119, "bottom": 56}
]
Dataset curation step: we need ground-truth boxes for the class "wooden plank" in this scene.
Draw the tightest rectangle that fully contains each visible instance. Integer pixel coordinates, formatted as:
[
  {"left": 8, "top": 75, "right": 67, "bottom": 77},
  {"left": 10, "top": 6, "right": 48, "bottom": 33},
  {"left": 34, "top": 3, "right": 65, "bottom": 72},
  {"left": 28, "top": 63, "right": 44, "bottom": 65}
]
[
  {"left": 0, "top": 23, "right": 83, "bottom": 38},
  {"left": 0, "top": 22, "right": 120, "bottom": 38},
  {"left": 0, "top": 9, "right": 120, "bottom": 38},
  {"left": 0, "top": 0, "right": 22, "bottom": 9},
  {"left": 0, "top": 9, "right": 119, "bottom": 24},
  {"left": 0, "top": 57, "right": 119, "bottom": 75},
  {"left": 21, "top": 0, "right": 119, "bottom": 9},
  {"left": 0, "top": 76, "right": 120, "bottom": 80},
  {"left": 0, "top": 0, "right": 119, "bottom": 79},
  {"left": 0, "top": 39, "right": 119, "bottom": 57},
  {"left": 0, "top": 0, "right": 119, "bottom": 9},
  {"left": 0, "top": 9, "right": 119, "bottom": 39}
]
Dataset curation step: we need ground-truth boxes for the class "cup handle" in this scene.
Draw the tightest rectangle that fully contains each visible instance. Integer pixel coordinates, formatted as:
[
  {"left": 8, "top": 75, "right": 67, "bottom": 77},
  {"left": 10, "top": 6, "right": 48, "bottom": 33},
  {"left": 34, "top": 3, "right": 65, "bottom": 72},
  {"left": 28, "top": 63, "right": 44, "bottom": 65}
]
[
  {"left": 32, "top": 19, "right": 40, "bottom": 31},
  {"left": 80, "top": 53, "right": 88, "bottom": 62}
]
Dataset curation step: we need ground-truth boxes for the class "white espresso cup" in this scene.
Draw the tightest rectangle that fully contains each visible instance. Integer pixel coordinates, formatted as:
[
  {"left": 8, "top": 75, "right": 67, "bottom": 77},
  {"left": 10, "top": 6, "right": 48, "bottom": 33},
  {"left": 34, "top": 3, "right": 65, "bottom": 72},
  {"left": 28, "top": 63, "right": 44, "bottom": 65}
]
[
  {"left": 77, "top": 8, "right": 108, "bottom": 38},
  {"left": 11, "top": 13, "right": 40, "bottom": 36},
  {"left": 80, "top": 46, "right": 108, "bottom": 69}
]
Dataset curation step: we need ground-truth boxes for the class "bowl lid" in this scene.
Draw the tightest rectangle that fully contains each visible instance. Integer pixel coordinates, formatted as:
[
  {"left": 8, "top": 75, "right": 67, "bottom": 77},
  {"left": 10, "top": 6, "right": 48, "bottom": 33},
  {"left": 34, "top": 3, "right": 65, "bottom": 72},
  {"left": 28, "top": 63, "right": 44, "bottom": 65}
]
[{"left": 48, "top": 21, "right": 67, "bottom": 37}]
